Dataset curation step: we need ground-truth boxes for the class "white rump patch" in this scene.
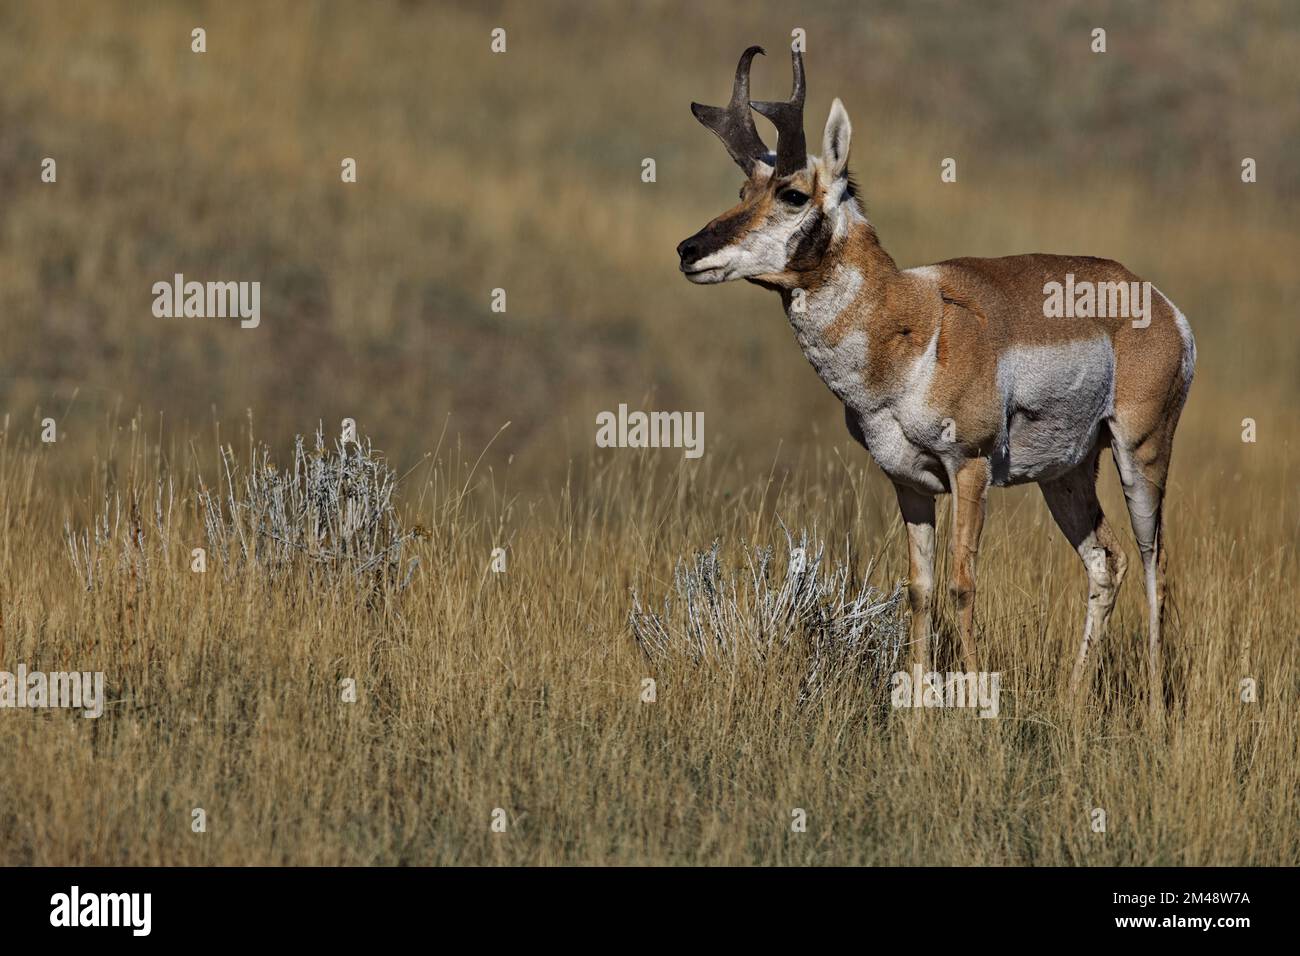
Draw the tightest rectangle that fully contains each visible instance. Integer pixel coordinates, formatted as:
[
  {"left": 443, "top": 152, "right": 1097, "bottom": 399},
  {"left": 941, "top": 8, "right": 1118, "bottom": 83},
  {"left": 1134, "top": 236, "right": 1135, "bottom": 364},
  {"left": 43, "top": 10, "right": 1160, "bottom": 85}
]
[{"left": 1153, "top": 285, "right": 1196, "bottom": 408}]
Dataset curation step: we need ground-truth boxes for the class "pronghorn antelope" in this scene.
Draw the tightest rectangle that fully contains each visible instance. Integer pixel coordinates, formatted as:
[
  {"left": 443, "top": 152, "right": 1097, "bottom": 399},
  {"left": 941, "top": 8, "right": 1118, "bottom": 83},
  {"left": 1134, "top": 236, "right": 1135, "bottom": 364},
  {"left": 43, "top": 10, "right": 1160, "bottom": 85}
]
[{"left": 677, "top": 47, "right": 1195, "bottom": 709}]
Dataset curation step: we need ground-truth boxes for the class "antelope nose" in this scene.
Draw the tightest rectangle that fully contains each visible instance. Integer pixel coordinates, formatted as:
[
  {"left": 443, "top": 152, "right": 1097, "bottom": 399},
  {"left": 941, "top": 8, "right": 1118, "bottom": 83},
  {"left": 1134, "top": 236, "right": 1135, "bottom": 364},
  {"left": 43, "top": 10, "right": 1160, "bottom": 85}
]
[{"left": 677, "top": 236, "right": 702, "bottom": 265}]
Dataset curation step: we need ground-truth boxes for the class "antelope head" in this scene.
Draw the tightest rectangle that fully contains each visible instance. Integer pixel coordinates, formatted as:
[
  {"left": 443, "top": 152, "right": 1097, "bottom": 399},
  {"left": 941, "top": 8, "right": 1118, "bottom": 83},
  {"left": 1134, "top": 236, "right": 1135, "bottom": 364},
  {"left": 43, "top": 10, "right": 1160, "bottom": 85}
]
[{"left": 677, "top": 46, "right": 857, "bottom": 288}]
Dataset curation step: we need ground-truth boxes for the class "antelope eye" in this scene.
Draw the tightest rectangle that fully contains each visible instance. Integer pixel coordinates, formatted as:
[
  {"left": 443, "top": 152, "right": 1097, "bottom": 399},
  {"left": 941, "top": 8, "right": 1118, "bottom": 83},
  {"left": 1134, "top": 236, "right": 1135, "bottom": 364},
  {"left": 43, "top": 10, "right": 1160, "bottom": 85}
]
[{"left": 778, "top": 188, "right": 810, "bottom": 206}]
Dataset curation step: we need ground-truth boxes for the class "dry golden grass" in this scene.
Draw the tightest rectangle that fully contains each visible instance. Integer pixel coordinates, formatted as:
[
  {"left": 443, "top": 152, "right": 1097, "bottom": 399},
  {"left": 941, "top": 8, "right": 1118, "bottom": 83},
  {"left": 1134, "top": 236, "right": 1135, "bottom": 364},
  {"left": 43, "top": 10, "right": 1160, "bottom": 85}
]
[
  {"left": 0, "top": 414, "right": 1295, "bottom": 866},
  {"left": 0, "top": 1, "right": 1296, "bottom": 864}
]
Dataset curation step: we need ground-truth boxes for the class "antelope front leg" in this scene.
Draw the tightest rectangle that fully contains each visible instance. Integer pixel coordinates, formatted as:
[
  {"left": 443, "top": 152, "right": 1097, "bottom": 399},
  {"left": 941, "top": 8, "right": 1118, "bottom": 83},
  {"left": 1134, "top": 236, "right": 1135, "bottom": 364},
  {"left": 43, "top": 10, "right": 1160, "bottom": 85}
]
[
  {"left": 950, "top": 458, "right": 990, "bottom": 673},
  {"left": 894, "top": 483, "right": 936, "bottom": 672}
]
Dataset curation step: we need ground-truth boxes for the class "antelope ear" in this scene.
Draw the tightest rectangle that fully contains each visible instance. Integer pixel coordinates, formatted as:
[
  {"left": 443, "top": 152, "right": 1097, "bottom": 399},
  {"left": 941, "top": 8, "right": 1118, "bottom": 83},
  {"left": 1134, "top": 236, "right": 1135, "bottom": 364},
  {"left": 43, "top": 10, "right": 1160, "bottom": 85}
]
[{"left": 821, "top": 98, "right": 852, "bottom": 179}]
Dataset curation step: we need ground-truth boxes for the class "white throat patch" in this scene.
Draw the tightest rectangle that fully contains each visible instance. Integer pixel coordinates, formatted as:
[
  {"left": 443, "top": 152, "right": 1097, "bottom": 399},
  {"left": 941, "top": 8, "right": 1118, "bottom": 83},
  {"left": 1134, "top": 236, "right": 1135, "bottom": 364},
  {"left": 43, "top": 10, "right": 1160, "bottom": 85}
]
[{"left": 787, "top": 264, "right": 868, "bottom": 407}]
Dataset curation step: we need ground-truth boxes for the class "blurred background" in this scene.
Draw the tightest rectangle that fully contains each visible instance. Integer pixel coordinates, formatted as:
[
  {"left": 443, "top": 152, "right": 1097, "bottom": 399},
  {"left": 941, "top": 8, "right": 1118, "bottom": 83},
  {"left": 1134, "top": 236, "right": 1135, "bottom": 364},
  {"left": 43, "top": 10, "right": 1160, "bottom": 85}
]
[{"left": 1, "top": 0, "right": 1296, "bottom": 488}]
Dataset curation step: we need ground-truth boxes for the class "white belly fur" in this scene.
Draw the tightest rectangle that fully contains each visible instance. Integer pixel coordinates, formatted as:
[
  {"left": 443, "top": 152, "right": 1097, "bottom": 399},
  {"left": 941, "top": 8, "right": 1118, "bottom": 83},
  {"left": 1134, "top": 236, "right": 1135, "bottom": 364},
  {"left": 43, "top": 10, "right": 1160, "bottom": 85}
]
[
  {"left": 852, "top": 329, "right": 948, "bottom": 494},
  {"left": 993, "top": 338, "right": 1116, "bottom": 485},
  {"left": 846, "top": 336, "right": 1115, "bottom": 493},
  {"left": 856, "top": 405, "right": 948, "bottom": 494}
]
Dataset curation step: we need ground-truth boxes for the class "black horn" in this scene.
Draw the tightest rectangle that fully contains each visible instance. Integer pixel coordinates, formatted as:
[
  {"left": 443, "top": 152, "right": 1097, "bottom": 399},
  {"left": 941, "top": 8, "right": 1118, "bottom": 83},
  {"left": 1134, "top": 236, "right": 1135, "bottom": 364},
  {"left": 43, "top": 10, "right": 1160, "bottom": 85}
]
[
  {"left": 691, "top": 45, "right": 771, "bottom": 175},
  {"left": 750, "top": 47, "right": 806, "bottom": 177}
]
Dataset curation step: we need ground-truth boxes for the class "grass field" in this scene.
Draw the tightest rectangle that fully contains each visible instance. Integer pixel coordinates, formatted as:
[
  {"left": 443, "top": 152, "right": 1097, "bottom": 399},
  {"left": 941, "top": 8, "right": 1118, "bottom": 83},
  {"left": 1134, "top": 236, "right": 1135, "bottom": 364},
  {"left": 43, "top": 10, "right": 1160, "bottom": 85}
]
[
  {"left": 0, "top": 1, "right": 1297, "bottom": 865},
  {"left": 1, "top": 416, "right": 1295, "bottom": 865}
]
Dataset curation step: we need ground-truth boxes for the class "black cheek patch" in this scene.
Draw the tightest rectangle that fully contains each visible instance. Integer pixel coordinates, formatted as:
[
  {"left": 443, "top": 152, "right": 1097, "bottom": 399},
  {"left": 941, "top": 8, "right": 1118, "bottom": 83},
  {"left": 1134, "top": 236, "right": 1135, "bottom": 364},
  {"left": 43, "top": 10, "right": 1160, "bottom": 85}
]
[{"left": 786, "top": 209, "right": 831, "bottom": 272}]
